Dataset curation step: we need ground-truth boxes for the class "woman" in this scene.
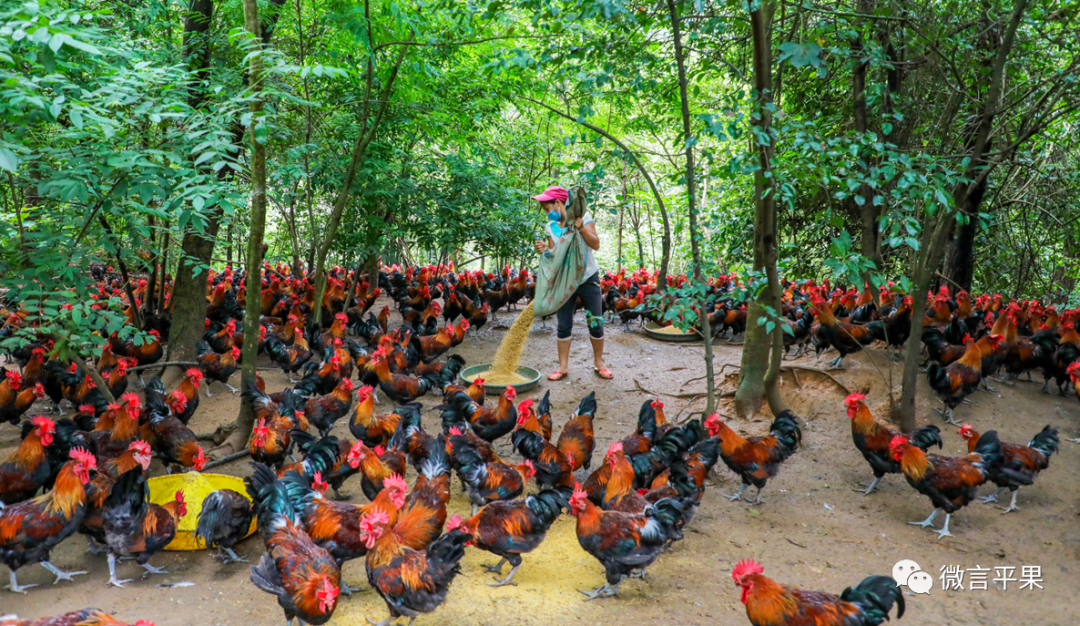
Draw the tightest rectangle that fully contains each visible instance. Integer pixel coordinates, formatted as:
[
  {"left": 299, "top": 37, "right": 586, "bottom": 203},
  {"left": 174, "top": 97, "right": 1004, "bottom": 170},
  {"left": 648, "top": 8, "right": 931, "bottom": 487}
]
[{"left": 532, "top": 185, "right": 612, "bottom": 380}]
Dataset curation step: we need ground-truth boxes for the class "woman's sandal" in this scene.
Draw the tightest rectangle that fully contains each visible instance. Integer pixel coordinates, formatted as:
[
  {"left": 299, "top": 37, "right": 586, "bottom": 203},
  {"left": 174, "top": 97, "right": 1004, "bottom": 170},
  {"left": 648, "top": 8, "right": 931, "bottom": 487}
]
[
  {"left": 548, "top": 371, "right": 568, "bottom": 381},
  {"left": 593, "top": 366, "right": 613, "bottom": 380}
]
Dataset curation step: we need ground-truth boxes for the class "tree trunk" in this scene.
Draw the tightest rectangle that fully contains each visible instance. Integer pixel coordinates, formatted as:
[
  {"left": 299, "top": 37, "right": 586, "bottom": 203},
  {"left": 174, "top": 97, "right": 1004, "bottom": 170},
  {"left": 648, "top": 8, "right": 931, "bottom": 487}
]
[
  {"left": 165, "top": 0, "right": 217, "bottom": 372},
  {"left": 311, "top": 42, "right": 410, "bottom": 319},
  {"left": 736, "top": 0, "right": 788, "bottom": 418},
  {"left": 167, "top": 0, "right": 287, "bottom": 378},
  {"left": 633, "top": 201, "right": 647, "bottom": 269},
  {"left": 617, "top": 163, "right": 625, "bottom": 272},
  {"left": 666, "top": 0, "right": 715, "bottom": 414},
  {"left": 853, "top": 0, "right": 883, "bottom": 284},
  {"left": 942, "top": 176, "right": 989, "bottom": 291},
  {"left": 218, "top": 0, "right": 268, "bottom": 457},
  {"left": 895, "top": 0, "right": 1028, "bottom": 431}
]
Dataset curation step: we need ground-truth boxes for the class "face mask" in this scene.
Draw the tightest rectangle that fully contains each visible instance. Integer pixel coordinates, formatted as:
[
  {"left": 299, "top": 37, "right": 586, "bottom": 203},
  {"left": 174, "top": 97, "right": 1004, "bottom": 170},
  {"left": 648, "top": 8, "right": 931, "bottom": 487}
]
[{"left": 547, "top": 209, "right": 562, "bottom": 222}]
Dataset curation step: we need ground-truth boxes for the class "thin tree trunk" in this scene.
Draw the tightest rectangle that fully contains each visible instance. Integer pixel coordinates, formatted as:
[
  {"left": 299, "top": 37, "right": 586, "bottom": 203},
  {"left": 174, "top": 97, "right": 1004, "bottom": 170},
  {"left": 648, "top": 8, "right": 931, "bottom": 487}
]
[
  {"left": 220, "top": 0, "right": 268, "bottom": 456},
  {"left": 311, "top": 38, "right": 410, "bottom": 318},
  {"left": 166, "top": 0, "right": 217, "bottom": 370},
  {"left": 666, "top": 0, "right": 715, "bottom": 413},
  {"left": 853, "top": 0, "right": 882, "bottom": 287},
  {"left": 158, "top": 226, "right": 170, "bottom": 312},
  {"left": 736, "top": 0, "right": 789, "bottom": 417},
  {"left": 145, "top": 215, "right": 158, "bottom": 315},
  {"left": 895, "top": 0, "right": 1028, "bottom": 431},
  {"left": 617, "top": 162, "right": 626, "bottom": 271}
]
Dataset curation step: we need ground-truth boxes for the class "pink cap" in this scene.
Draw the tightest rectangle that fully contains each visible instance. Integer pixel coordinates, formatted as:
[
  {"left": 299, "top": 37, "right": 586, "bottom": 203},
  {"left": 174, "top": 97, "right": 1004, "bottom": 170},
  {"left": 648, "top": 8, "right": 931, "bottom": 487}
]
[{"left": 532, "top": 185, "right": 568, "bottom": 203}]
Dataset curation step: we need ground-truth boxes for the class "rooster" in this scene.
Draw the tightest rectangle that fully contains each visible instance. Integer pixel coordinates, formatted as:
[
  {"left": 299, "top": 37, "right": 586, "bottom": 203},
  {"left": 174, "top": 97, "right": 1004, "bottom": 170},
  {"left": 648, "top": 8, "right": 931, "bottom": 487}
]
[
  {"left": 193, "top": 489, "right": 253, "bottom": 564},
  {"left": 413, "top": 319, "right": 449, "bottom": 358},
  {"left": 706, "top": 412, "right": 801, "bottom": 504},
  {"left": 535, "top": 391, "right": 554, "bottom": 441},
  {"left": 347, "top": 441, "right": 408, "bottom": 501},
  {"left": 394, "top": 438, "right": 453, "bottom": 551},
  {"left": 371, "top": 347, "right": 436, "bottom": 403},
  {"left": 600, "top": 442, "right": 689, "bottom": 520},
  {"left": 412, "top": 354, "right": 466, "bottom": 389},
  {"left": 102, "top": 467, "right": 185, "bottom": 586},
  {"left": 195, "top": 341, "right": 240, "bottom": 396},
  {"left": 171, "top": 369, "right": 203, "bottom": 425},
  {"left": 0, "top": 449, "right": 96, "bottom": 593},
  {"left": 844, "top": 393, "right": 942, "bottom": 495},
  {"left": 567, "top": 482, "right": 683, "bottom": 599},
  {"left": 246, "top": 464, "right": 341, "bottom": 626},
  {"left": 732, "top": 559, "right": 904, "bottom": 626},
  {"left": 890, "top": 431, "right": 1007, "bottom": 538},
  {"left": 245, "top": 384, "right": 306, "bottom": 468},
  {"left": 90, "top": 393, "right": 143, "bottom": 471},
  {"left": 926, "top": 334, "right": 982, "bottom": 425},
  {"left": 447, "top": 434, "right": 533, "bottom": 514},
  {"left": 0, "top": 373, "right": 45, "bottom": 426},
  {"left": 204, "top": 318, "right": 239, "bottom": 354},
  {"left": 143, "top": 390, "right": 206, "bottom": 472},
  {"left": 78, "top": 441, "right": 152, "bottom": 556},
  {"left": 440, "top": 386, "right": 517, "bottom": 443},
  {"left": 811, "top": 296, "right": 875, "bottom": 368},
  {"left": 0, "top": 608, "right": 156, "bottom": 626},
  {"left": 1, "top": 416, "right": 56, "bottom": 505},
  {"left": 958, "top": 424, "right": 1058, "bottom": 513},
  {"left": 866, "top": 296, "right": 913, "bottom": 358},
  {"left": 281, "top": 470, "right": 409, "bottom": 592},
  {"left": 387, "top": 406, "right": 440, "bottom": 470},
  {"left": 263, "top": 335, "right": 312, "bottom": 382},
  {"left": 358, "top": 509, "right": 471, "bottom": 626},
  {"left": 303, "top": 378, "right": 354, "bottom": 437},
  {"left": 557, "top": 392, "right": 597, "bottom": 471},
  {"left": 442, "top": 376, "right": 484, "bottom": 406},
  {"left": 109, "top": 329, "right": 163, "bottom": 368},
  {"left": 512, "top": 424, "right": 575, "bottom": 491},
  {"left": 445, "top": 487, "right": 567, "bottom": 587},
  {"left": 349, "top": 389, "right": 412, "bottom": 448}
]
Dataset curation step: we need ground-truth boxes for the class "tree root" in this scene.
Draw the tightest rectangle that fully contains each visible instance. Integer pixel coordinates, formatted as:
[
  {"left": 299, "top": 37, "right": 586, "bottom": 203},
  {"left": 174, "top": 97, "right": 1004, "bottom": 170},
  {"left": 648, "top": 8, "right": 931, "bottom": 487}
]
[{"left": 779, "top": 366, "right": 850, "bottom": 394}]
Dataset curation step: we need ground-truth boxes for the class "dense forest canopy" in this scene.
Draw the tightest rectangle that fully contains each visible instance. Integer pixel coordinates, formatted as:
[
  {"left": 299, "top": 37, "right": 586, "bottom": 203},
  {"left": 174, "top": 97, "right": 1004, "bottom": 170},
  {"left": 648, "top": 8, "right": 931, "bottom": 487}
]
[{"left": 3, "top": 0, "right": 1080, "bottom": 318}]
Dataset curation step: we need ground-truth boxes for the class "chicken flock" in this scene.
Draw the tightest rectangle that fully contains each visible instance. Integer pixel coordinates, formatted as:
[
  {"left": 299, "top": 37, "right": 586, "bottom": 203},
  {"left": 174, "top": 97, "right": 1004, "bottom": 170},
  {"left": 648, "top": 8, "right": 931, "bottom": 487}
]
[{"left": 0, "top": 262, "right": 1076, "bottom": 626}]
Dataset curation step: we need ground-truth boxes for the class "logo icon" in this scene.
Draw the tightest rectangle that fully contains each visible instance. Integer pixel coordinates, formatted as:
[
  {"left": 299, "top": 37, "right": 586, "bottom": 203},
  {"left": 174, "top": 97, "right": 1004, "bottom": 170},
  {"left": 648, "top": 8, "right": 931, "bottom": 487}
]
[
  {"left": 908, "top": 570, "right": 934, "bottom": 594},
  {"left": 892, "top": 559, "right": 921, "bottom": 586},
  {"left": 892, "top": 559, "right": 933, "bottom": 594}
]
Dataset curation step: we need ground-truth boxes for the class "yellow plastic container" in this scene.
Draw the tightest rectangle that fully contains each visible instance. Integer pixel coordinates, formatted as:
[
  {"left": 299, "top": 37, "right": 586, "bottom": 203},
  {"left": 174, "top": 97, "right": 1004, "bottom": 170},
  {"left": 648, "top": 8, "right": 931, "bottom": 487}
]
[{"left": 147, "top": 472, "right": 257, "bottom": 551}]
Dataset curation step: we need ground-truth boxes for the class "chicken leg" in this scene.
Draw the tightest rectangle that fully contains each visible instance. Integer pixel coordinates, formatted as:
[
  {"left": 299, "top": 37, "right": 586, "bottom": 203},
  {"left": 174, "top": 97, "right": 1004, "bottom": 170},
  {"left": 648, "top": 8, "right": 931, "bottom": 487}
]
[
  {"left": 140, "top": 561, "right": 168, "bottom": 577},
  {"left": 339, "top": 580, "right": 361, "bottom": 596},
  {"left": 980, "top": 486, "right": 1004, "bottom": 504},
  {"left": 854, "top": 476, "right": 883, "bottom": 495},
  {"left": 934, "top": 513, "right": 954, "bottom": 539},
  {"left": 909, "top": 508, "right": 939, "bottom": 529},
  {"left": 579, "top": 580, "right": 622, "bottom": 601},
  {"left": 6, "top": 570, "right": 37, "bottom": 594},
  {"left": 212, "top": 547, "right": 247, "bottom": 564},
  {"left": 40, "top": 560, "right": 86, "bottom": 584},
  {"left": 936, "top": 403, "right": 960, "bottom": 425},
  {"left": 724, "top": 484, "right": 749, "bottom": 502},
  {"left": 107, "top": 553, "right": 133, "bottom": 588},
  {"left": 488, "top": 564, "right": 521, "bottom": 587},
  {"left": 482, "top": 558, "right": 507, "bottom": 574},
  {"left": 1000, "top": 490, "right": 1021, "bottom": 514}
]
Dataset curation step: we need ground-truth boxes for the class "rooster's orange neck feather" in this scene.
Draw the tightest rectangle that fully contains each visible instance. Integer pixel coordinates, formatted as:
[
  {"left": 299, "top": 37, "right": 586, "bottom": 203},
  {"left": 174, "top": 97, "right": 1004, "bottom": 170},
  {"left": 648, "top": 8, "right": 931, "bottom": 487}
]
[
  {"left": 899, "top": 445, "right": 930, "bottom": 482},
  {"left": 10, "top": 432, "right": 47, "bottom": 469}
]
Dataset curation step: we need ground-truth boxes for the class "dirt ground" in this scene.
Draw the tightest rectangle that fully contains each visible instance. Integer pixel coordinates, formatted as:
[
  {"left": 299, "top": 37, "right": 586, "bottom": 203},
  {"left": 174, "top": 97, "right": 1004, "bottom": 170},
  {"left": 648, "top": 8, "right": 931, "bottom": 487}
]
[{"left": 3, "top": 300, "right": 1078, "bottom": 626}]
